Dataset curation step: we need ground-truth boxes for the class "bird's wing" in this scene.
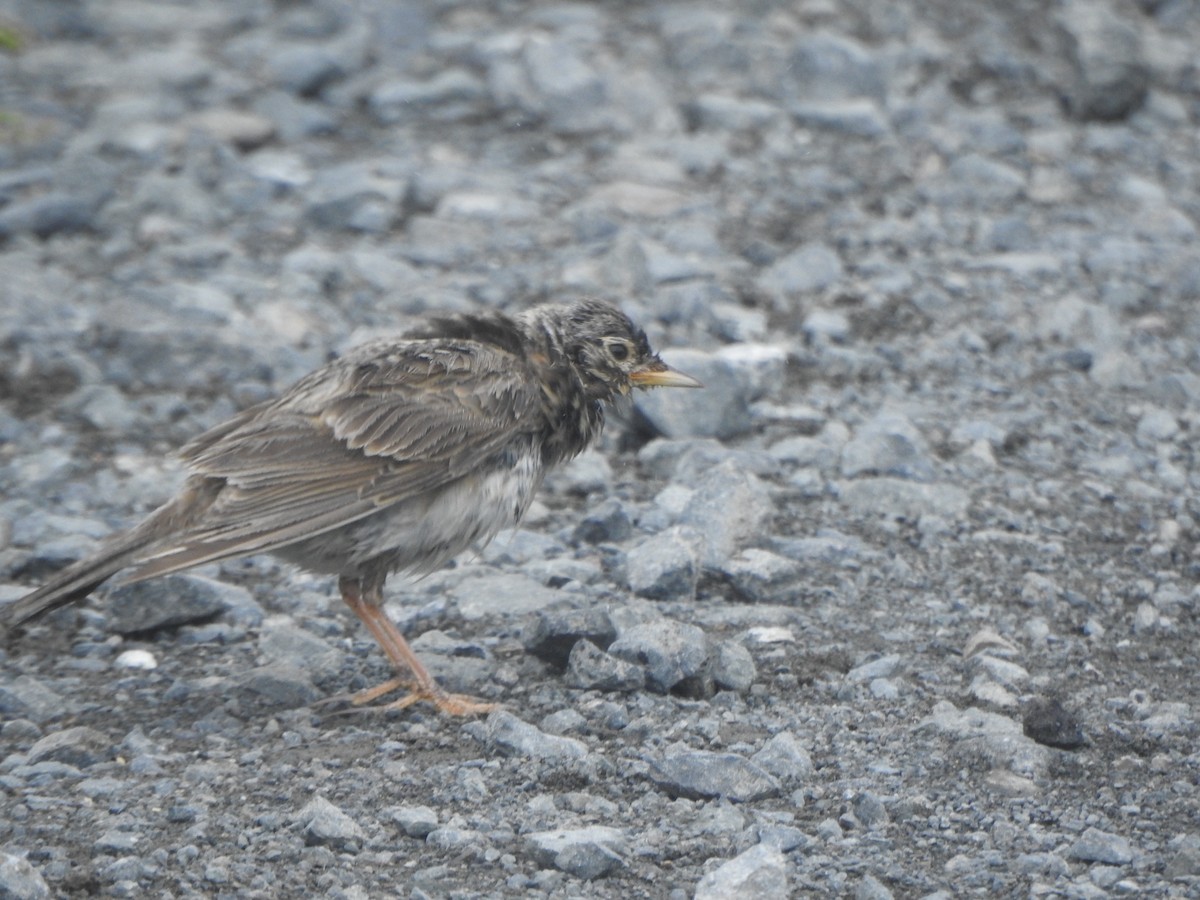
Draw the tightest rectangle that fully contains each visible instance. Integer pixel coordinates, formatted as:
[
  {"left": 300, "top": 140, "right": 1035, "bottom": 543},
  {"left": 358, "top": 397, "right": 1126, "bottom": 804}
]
[{"left": 128, "top": 340, "right": 546, "bottom": 576}]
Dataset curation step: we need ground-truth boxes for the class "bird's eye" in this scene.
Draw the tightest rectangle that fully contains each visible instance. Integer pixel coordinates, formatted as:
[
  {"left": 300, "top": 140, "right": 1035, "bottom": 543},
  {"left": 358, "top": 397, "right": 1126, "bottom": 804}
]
[{"left": 607, "top": 340, "right": 630, "bottom": 362}]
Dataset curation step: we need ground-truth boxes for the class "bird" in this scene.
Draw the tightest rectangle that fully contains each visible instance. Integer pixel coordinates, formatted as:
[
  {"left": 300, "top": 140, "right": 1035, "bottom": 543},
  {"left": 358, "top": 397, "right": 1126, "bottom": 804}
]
[{"left": 1, "top": 299, "right": 701, "bottom": 716}]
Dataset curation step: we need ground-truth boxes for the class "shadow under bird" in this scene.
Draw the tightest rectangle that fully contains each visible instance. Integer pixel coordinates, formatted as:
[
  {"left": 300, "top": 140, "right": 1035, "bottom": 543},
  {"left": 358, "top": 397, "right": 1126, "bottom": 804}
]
[{"left": 2, "top": 299, "right": 701, "bottom": 714}]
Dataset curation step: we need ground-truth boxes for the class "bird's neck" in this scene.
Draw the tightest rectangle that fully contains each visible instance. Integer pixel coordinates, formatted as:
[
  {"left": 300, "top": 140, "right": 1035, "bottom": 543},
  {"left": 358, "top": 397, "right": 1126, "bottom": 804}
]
[{"left": 517, "top": 314, "right": 606, "bottom": 467}]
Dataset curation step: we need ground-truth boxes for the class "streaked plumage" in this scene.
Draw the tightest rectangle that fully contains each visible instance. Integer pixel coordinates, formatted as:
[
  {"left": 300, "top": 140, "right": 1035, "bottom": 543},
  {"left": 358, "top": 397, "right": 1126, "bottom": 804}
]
[{"left": 2, "top": 299, "right": 700, "bottom": 714}]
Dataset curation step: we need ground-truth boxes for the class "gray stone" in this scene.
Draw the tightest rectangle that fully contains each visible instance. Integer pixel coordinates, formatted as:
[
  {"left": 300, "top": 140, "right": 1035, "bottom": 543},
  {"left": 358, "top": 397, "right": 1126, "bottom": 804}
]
[
  {"left": 712, "top": 640, "right": 756, "bottom": 693},
  {"left": 854, "top": 874, "right": 895, "bottom": 900},
  {"left": 265, "top": 45, "right": 346, "bottom": 97},
  {"left": 817, "top": 818, "right": 845, "bottom": 841},
  {"left": 105, "top": 574, "right": 247, "bottom": 635},
  {"left": 203, "top": 858, "right": 231, "bottom": 885},
  {"left": 792, "top": 99, "right": 888, "bottom": 138},
  {"left": 948, "top": 419, "right": 1009, "bottom": 452},
  {"left": 841, "top": 413, "right": 935, "bottom": 481},
  {"left": 483, "top": 711, "right": 587, "bottom": 761},
  {"left": 573, "top": 497, "right": 632, "bottom": 545},
  {"left": 1067, "top": 827, "right": 1134, "bottom": 865},
  {"left": 368, "top": 70, "right": 487, "bottom": 124},
  {"left": 709, "top": 301, "right": 770, "bottom": 342},
  {"left": 387, "top": 805, "right": 439, "bottom": 839},
  {"left": 100, "top": 855, "right": 156, "bottom": 883},
  {"left": 1164, "top": 835, "right": 1200, "bottom": 878},
  {"left": 768, "top": 531, "right": 867, "bottom": 564},
  {"left": 786, "top": 32, "right": 884, "bottom": 100},
  {"left": 303, "top": 161, "right": 407, "bottom": 233},
  {"left": 1056, "top": 0, "right": 1147, "bottom": 121},
  {"left": 298, "top": 796, "right": 365, "bottom": 851},
  {"left": 14, "top": 534, "right": 100, "bottom": 579},
  {"left": 543, "top": 448, "right": 613, "bottom": 496},
  {"left": 540, "top": 708, "right": 587, "bottom": 735},
  {"left": 426, "top": 827, "right": 485, "bottom": 851},
  {"left": 759, "top": 825, "right": 810, "bottom": 856},
  {"left": 1135, "top": 408, "right": 1178, "bottom": 445},
  {"left": 723, "top": 549, "right": 800, "bottom": 603},
  {"left": 634, "top": 348, "right": 760, "bottom": 440},
  {"left": 672, "top": 439, "right": 782, "bottom": 482},
  {"left": 689, "top": 94, "right": 783, "bottom": 131},
  {"left": 641, "top": 438, "right": 780, "bottom": 484},
  {"left": 769, "top": 425, "right": 848, "bottom": 472},
  {"left": 643, "top": 483, "right": 694, "bottom": 528},
  {"left": 926, "top": 154, "right": 1026, "bottom": 208},
  {"left": 435, "top": 189, "right": 540, "bottom": 225},
  {"left": 525, "top": 826, "right": 627, "bottom": 880},
  {"left": 26, "top": 725, "right": 111, "bottom": 768},
  {"left": 1014, "top": 852, "right": 1070, "bottom": 878},
  {"left": 846, "top": 654, "right": 902, "bottom": 683},
  {"left": 480, "top": 528, "right": 566, "bottom": 566},
  {"left": 802, "top": 308, "right": 852, "bottom": 344},
  {"left": 678, "top": 463, "right": 775, "bottom": 569},
  {"left": 524, "top": 608, "right": 617, "bottom": 668},
  {"left": 609, "top": 619, "right": 710, "bottom": 695},
  {"left": 625, "top": 527, "right": 700, "bottom": 601},
  {"left": 93, "top": 829, "right": 139, "bottom": 854},
  {"left": 0, "top": 852, "right": 50, "bottom": 900},
  {"left": 1, "top": 718, "right": 43, "bottom": 744},
  {"left": 65, "top": 384, "right": 140, "bottom": 432},
  {"left": 177, "top": 622, "right": 243, "bottom": 647},
  {"left": 752, "top": 731, "right": 814, "bottom": 781},
  {"left": 647, "top": 750, "right": 780, "bottom": 802},
  {"left": 840, "top": 478, "right": 970, "bottom": 522},
  {"left": 852, "top": 792, "right": 889, "bottom": 828},
  {"left": 257, "top": 616, "right": 341, "bottom": 680},
  {"left": 694, "top": 843, "right": 789, "bottom": 900},
  {"left": 638, "top": 239, "right": 710, "bottom": 284},
  {"left": 917, "top": 701, "right": 1049, "bottom": 778},
  {"left": 11, "top": 760, "right": 82, "bottom": 780},
  {"left": 164, "top": 803, "right": 198, "bottom": 822},
  {"left": 1022, "top": 697, "right": 1086, "bottom": 750},
  {"left": 757, "top": 242, "right": 844, "bottom": 309},
  {"left": 520, "top": 39, "right": 611, "bottom": 136},
  {"left": 182, "top": 108, "right": 276, "bottom": 150},
  {"left": 0, "top": 675, "right": 68, "bottom": 723},
  {"left": 406, "top": 630, "right": 495, "bottom": 694},
  {"left": 251, "top": 91, "right": 335, "bottom": 142},
  {"left": 0, "top": 190, "right": 106, "bottom": 239},
  {"left": 449, "top": 572, "right": 564, "bottom": 621},
  {"left": 970, "top": 655, "right": 1029, "bottom": 689},
  {"left": 565, "top": 640, "right": 646, "bottom": 693},
  {"left": 232, "top": 664, "right": 319, "bottom": 711}
]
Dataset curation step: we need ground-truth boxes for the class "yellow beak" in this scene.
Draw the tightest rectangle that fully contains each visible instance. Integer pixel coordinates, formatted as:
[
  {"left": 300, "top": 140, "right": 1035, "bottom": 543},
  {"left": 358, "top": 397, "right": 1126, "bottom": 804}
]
[{"left": 629, "top": 358, "right": 703, "bottom": 389}]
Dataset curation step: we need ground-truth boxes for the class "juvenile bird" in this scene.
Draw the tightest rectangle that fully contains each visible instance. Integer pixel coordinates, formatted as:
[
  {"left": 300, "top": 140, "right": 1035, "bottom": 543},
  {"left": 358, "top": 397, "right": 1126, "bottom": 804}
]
[{"left": 2, "top": 299, "right": 700, "bottom": 715}]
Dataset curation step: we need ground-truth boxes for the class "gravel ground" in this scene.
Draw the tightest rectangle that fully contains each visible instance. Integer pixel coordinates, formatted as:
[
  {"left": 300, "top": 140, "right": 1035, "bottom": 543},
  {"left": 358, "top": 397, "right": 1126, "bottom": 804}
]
[{"left": 1, "top": 0, "right": 1199, "bottom": 897}]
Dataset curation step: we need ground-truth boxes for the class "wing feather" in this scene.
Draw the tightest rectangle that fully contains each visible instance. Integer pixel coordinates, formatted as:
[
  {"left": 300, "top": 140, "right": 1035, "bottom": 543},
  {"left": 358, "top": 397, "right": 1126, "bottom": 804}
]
[{"left": 126, "top": 337, "right": 546, "bottom": 577}]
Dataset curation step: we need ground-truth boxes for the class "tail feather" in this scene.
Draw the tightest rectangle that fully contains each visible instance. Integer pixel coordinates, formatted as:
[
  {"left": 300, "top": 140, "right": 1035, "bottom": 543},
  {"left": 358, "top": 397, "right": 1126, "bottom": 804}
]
[
  {"left": 1, "top": 536, "right": 153, "bottom": 629},
  {"left": 2, "top": 478, "right": 227, "bottom": 633}
]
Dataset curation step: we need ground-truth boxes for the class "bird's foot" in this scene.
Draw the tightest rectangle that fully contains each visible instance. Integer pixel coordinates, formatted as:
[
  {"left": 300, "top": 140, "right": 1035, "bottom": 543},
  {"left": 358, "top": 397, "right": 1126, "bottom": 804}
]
[
  {"left": 336, "top": 581, "right": 498, "bottom": 717},
  {"left": 374, "top": 686, "right": 497, "bottom": 717},
  {"left": 320, "top": 677, "right": 496, "bottom": 717},
  {"left": 347, "top": 677, "right": 410, "bottom": 706}
]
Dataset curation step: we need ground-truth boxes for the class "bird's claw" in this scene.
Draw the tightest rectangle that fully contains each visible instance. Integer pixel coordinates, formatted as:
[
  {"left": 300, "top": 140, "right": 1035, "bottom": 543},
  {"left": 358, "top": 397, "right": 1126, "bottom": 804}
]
[
  {"left": 318, "top": 677, "right": 496, "bottom": 717},
  {"left": 377, "top": 689, "right": 498, "bottom": 717}
]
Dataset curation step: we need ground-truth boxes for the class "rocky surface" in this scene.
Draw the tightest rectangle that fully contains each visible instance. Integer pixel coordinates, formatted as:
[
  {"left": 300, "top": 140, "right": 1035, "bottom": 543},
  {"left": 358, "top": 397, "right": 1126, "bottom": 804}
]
[{"left": 1, "top": 0, "right": 1199, "bottom": 897}]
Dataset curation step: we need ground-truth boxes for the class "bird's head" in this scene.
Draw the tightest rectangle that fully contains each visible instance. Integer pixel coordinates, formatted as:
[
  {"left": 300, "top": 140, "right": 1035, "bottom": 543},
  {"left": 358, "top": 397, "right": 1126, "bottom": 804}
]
[{"left": 535, "top": 299, "right": 702, "bottom": 401}]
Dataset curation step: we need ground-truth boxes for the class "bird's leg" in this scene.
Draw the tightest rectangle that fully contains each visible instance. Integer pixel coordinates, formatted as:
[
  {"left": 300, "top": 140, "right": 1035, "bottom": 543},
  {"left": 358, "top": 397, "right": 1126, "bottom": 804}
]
[{"left": 339, "top": 575, "right": 496, "bottom": 717}]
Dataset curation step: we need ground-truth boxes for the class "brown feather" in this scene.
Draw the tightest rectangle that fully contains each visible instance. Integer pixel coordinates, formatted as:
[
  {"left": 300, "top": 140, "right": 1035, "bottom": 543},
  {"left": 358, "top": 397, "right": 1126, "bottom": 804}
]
[{"left": 3, "top": 300, "right": 697, "bottom": 635}]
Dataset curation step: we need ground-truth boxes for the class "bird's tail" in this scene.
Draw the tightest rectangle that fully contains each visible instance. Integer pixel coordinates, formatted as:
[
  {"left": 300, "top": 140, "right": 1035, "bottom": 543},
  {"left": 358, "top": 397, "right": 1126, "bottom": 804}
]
[
  {"left": 2, "top": 478, "right": 227, "bottom": 635},
  {"left": 1, "top": 532, "right": 156, "bottom": 630}
]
